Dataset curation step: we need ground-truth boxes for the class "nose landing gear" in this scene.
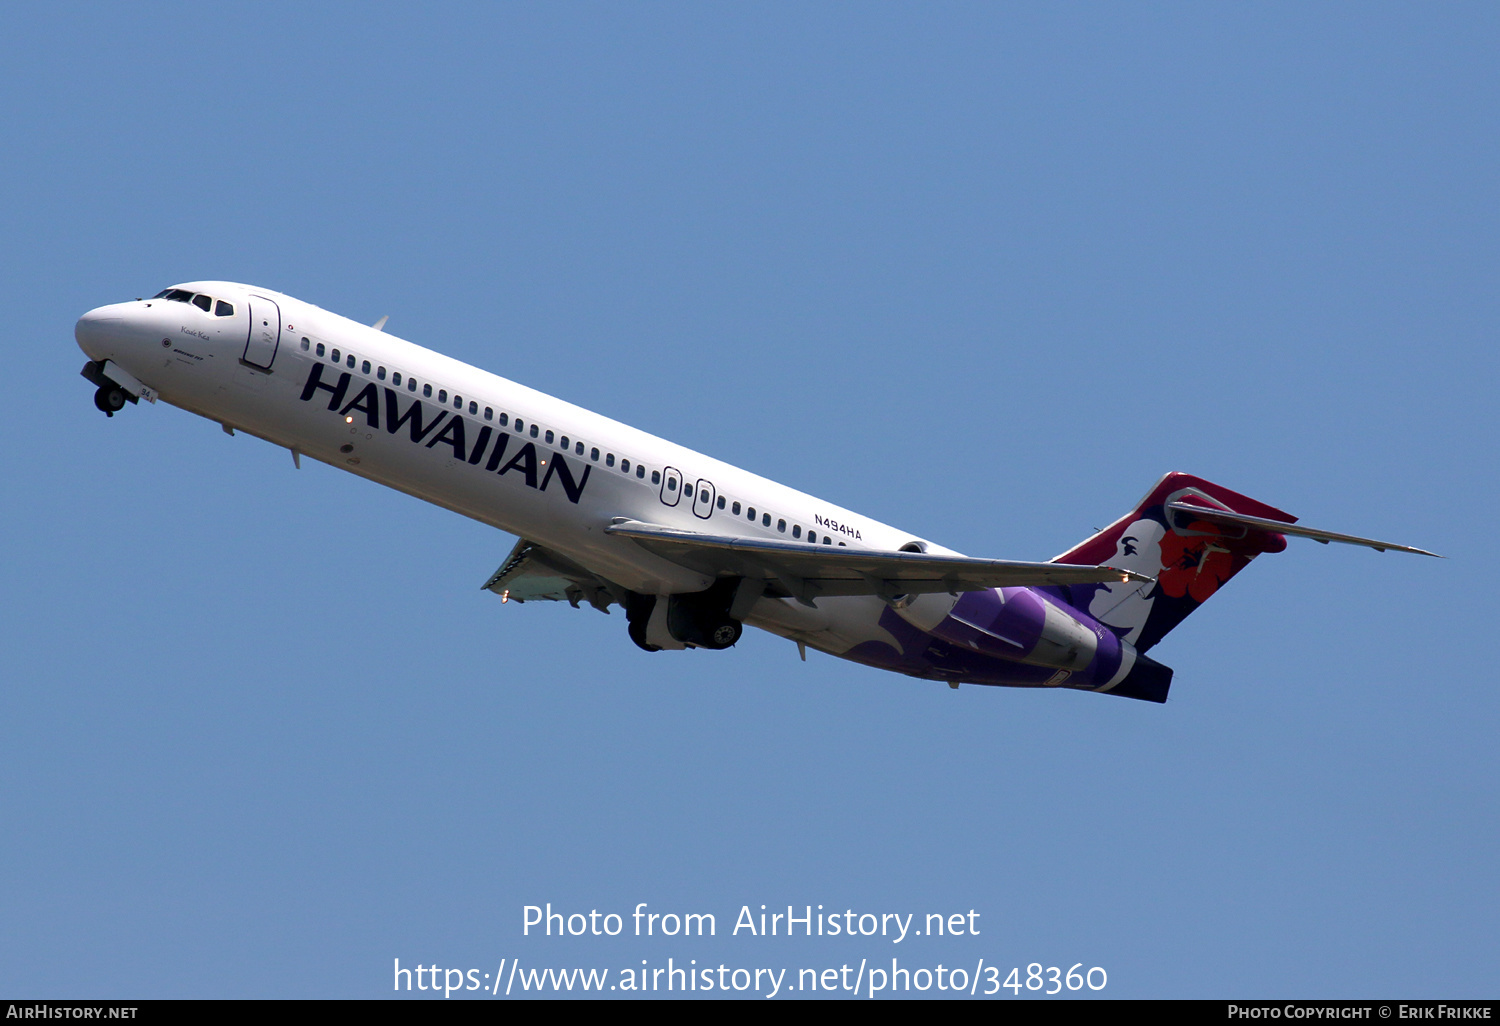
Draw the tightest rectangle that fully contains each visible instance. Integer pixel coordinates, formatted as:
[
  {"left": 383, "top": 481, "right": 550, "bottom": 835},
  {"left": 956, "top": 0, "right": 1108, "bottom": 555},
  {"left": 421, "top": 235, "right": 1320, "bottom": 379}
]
[
  {"left": 93, "top": 384, "right": 128, "bottom": 417},
  {"left": 81, "top": 360, "right": 141, "bottom": 418}
]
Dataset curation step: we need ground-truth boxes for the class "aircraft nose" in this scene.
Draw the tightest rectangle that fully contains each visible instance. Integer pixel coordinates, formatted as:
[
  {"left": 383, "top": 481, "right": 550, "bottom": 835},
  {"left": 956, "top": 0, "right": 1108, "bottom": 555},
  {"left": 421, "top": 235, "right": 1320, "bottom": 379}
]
[{"left": 75, "top": 305, "right": 127, "bottom": 359}]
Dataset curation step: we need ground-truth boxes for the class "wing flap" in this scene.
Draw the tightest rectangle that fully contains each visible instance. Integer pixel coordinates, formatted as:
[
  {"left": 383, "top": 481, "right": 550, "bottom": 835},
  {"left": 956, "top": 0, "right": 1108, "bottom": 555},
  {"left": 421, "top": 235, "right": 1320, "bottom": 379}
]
[{"left": 481, "top": 539, "right": 621, "bottom": 609}]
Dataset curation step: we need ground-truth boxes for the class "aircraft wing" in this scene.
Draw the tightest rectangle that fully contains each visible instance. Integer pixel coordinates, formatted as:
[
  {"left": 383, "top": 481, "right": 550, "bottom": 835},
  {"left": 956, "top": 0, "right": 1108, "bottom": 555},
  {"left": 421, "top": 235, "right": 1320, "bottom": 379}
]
[
  {"left": 605, "top": 518, "right": 1150, "bottom": 604},
  {"left": 480, "top": 538, "right": 622, "bottom": 611}
]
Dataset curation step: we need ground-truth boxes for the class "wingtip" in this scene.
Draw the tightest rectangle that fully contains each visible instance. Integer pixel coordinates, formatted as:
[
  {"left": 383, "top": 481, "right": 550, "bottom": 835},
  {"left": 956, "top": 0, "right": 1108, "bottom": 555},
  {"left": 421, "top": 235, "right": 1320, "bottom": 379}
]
[{"left": 1375, "top": 543, "right": 1444, "bottom": 558}]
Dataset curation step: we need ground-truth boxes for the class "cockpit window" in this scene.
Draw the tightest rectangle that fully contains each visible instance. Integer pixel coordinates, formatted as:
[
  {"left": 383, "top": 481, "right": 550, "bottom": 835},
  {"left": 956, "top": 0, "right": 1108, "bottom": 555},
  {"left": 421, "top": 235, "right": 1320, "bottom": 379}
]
[
  {"left": 214, "top": 300, "right": 234, "bottom": 317},
  {"left": 164, "top": 289, "right": 195, "bottom": 303},
  {"left": 192, "top": 294, "right": 212, "bottom": 312},
  {"left": 153, "top": 289, "right": 172, "bottom": 299}
]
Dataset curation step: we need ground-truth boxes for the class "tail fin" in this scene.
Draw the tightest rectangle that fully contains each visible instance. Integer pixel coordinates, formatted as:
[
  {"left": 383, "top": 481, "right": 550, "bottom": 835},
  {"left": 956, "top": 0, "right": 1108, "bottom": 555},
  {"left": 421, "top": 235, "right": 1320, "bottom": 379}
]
[{"left": 1052, "top": 473, "right": 1294, "bottom": 653}]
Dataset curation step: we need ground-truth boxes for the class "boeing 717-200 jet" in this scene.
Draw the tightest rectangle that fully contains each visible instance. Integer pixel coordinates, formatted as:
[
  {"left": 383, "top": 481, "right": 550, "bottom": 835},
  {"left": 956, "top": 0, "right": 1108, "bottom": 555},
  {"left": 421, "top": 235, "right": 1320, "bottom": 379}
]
[{"left": 74, "top": 282, "right": 1438, "bottom": 703}]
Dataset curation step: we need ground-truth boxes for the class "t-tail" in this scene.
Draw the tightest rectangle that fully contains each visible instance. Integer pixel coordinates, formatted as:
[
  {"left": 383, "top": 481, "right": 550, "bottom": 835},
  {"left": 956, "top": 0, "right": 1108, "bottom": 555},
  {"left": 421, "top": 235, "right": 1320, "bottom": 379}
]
[{"left": 1049, "top": 472, "right": 1439, "bottom": 703}]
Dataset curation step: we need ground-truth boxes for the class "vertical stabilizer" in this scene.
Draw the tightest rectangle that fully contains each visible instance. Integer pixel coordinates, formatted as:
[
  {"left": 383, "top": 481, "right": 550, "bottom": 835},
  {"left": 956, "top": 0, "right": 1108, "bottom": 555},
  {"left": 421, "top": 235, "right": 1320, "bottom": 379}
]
[{"left": 1051, "top": 473, "right": 1294, "bottom": 652}]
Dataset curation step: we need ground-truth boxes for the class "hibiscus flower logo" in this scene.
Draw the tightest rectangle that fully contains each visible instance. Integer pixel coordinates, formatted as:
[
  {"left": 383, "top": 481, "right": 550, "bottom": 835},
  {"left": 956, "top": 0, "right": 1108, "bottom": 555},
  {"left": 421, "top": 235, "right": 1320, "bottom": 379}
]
[{"left": 1157, "top": 519, "right": 1234, "bottom": 604}]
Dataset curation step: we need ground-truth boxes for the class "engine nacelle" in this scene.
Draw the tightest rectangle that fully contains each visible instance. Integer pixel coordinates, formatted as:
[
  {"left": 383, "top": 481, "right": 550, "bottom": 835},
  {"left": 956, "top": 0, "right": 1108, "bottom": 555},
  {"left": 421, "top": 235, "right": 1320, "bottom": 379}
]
[{"left": 895, "top": 588, "right": 1107, "bottom": 673}]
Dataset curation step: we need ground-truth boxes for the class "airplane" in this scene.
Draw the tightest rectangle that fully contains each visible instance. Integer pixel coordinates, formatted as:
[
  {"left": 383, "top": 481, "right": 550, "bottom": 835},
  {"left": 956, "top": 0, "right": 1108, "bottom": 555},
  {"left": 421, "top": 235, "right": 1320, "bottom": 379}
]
[{"left": 74, "top": 282, "right": 1439, "bottom": 704}]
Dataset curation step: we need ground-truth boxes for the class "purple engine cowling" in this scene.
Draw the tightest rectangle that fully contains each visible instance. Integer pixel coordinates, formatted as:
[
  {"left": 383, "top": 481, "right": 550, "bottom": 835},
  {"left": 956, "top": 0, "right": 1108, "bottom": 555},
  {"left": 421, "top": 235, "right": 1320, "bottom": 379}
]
[{"left": 889, "top": 587, "right": 1143, "bottom": 693}]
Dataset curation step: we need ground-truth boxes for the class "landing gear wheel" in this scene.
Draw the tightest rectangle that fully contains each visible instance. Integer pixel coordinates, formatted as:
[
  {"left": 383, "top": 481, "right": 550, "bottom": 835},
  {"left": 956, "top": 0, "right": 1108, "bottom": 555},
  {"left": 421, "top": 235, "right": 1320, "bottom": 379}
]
[
  {"left": 625, "top": 593, "right": 662, "bottom": 652},
  {"left": 94, "top": 384, "right": 127, "bottom": 416},
  {"left": 710, "top": 622, "right": 742, "bottom": 648},
  {"left": 627, "top": 617, "right": 661, "bottom": 653}
]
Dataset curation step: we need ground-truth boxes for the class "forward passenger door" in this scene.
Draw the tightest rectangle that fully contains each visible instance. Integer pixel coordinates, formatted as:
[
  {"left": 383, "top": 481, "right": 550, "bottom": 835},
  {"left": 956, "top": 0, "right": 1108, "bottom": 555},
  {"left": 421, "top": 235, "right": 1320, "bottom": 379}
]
[{"left": 242, "top": 296, "right": 282, "bottom": 370}]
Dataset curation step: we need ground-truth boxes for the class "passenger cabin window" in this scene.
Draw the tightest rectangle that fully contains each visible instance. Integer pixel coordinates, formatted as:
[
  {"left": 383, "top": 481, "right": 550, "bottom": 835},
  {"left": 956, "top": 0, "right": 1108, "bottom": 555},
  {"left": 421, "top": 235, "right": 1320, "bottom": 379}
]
[
  {"left": 515, "top": 419, "right": 524, "bottom": 433},
  {"left": 453, "top": 395, "right": 462, "bottom": 409},
  {"left": 545, "top": 430, "right": 553, "bottom": 444},
  {"left": 717, "top": 496, "right": 726, "bottom": 510},
  {"left": 732, "top": 502, "right": 741, "bottom": 515},
  {"left": 621, "top": 459, "right": 630, "bottom": 473},
  {"left": 346, "top": 354, "right": 355, "bottom": 368},
  {"left": 747, "top": 507, "right": 756, "bottom": 520},
  {"left": 667, "top": 477, "right": 677, "bottom": 491},
  {"left": 636, "top": 466, "right": 645, "bottom": 479},
  {"left": 362, "top": 360, "right": 371, "bottom": 374},
  {"left": 575, "top": 442, "right": 584, "bottom": 456},
  {"left": 763, "top": 513, "right": 771, "bottom": 527},
  {"left": 470, "top": 402, "right": 479, "bottom": 415},
  {"left": 590, "top": 447, "right": 600, "bottom": 461},
  {"left": 792, "top": 525, "right": 801, "bottom": 538},
  {"left": 331, "top": 349, "right": 341, "bottom": 362},
  {"left": 529, "top": 424, "right": 539, "bottom": 438},
  {"left": 423, "top": 384, "right": 432, "bottom": 398},
  {"left": 300, "top": 338, "right": 310, "bottom": 352},
  {"left": 651, "top": 470, "right": 661, "bottom": 485},
  {"left": 484, "top": 407, "right": 493, "bottom": 421},
  {"left": 606, "top": 454, "right": 615, "bottom": 468},
  {"left": 408, "top": 378, "right": 417, "bottom": 392},
  {"left": 778, "top": 520, "right": 786, "bottom": 533},
  {"left": 378, "top": 367, "right": 386, "bottom": 380},
  {"left": 499, "top": 413, "right": 508, "bottom": 426},
  {"left": 316, "top": 343, "right": 325, "bottom": 357}
]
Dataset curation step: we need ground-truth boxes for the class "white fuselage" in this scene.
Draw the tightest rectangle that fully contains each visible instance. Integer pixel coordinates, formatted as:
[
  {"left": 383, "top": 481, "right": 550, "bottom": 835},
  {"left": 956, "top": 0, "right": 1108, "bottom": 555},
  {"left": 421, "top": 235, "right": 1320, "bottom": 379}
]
[{"left": 75, "top": 281, "right": 948, "bottom": 659}]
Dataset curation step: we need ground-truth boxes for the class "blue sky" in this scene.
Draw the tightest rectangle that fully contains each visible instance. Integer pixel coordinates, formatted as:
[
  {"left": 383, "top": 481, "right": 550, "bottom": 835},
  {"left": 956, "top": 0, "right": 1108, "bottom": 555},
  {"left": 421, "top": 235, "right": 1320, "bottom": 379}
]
[{"left": 1, "top": 2, "right": 1495, "bottom": 998}]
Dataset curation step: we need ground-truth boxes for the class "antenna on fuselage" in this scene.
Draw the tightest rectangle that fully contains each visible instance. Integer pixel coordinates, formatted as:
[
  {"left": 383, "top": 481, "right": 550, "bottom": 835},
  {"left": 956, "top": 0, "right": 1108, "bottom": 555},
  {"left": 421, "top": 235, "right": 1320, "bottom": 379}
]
[{"left": 371, "top": 315, "right": 388, "bottom": 331}]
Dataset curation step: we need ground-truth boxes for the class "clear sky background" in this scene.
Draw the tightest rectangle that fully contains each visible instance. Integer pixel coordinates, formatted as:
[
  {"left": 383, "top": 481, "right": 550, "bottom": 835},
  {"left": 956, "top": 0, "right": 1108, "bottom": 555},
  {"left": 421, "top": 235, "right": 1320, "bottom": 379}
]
[{"left": 1, "top": 2, "right": 1494, "bottom": 999}]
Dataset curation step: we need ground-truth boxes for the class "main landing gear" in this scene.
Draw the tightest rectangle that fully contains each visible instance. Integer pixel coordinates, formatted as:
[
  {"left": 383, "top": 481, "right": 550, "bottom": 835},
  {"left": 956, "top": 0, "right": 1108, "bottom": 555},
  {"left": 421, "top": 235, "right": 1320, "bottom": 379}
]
[
  {"left": 625, "top": 579, "right": 746, "bottom": 653},
  {"left": 93, "top": 383, "right": 128, "bottom": 417},
  {"left": 625, "top": 593, "right": 662, "bottom": 652}
]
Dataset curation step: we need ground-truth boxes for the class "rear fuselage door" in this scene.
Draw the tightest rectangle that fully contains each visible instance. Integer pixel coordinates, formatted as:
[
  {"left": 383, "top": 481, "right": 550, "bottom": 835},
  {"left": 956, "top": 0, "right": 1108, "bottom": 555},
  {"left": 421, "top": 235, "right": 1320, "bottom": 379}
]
[
  {"left": 692, "top": 478, "right": 716, "bottom": 519},
  {"left": 243, "top": 296, "right": 282, "bottom": 370},
  {"left": 660, "top": 466, "right": 682, "bottom": 507}
]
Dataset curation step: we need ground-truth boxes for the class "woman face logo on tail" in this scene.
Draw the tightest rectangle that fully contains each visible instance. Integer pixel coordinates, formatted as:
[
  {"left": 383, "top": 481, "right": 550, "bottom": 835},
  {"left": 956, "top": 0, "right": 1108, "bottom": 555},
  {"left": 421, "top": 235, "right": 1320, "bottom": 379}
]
[{"left": 1088, "top": 518, "right": 1165, "bottom": 645}]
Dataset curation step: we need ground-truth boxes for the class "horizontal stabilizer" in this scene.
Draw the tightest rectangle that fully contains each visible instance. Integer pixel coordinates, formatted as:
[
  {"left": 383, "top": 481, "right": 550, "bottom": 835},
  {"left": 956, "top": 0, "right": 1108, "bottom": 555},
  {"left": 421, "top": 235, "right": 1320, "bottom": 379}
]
[
  {"left": 1165, "top": 502, "right": 1442, "bottom": 558},
  {"left": 606, "top": 518, "right": 1151, "bottom": 604}
]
